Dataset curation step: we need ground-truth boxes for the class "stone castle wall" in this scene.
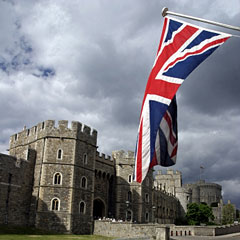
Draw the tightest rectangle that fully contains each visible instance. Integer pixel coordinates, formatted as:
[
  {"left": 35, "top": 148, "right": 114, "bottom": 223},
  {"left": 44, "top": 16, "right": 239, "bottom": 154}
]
[
  {"left": 0, "top": 119, "right": 226, "bottom": 234},
  {"left": 0, "top": 150, "right": 36, "bottom": 226},
  {"left": 93, "top": 220, "right": 170, "bottom": 240},
  {"left": 94, "top": 152, "right": 115, "bottom": 218}
]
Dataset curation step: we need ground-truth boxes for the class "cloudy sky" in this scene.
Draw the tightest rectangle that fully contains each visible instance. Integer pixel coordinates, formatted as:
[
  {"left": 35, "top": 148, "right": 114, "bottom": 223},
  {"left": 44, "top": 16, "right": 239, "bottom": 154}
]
[{"left": 0, "top": 0, "right": 240, "bottom": 208}]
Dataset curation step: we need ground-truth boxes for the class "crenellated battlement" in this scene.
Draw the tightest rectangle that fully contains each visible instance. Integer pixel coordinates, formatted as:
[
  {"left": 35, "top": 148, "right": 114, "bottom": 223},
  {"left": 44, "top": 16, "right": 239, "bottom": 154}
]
[
  {"left": 96, "top": 151, "right": 113, "bottom": 163},
  {"left": 9, "top": 120, "right": 98, "bottom": 149},
  {"left": 112, "top": 150, "right": 135, "bottom": 165},
  {"left": 155, "top": 169, "right": 182, "bottom": 176}
]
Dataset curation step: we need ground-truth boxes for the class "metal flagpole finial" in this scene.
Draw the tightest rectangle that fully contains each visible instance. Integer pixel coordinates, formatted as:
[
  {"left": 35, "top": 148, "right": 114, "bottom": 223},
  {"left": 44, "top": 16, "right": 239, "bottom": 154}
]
[
  {"left": 162, "top": 7, "right": 168, "bottom": 17},
  {"left": 161, "top": 7, "right": 240, "bottom": 32}
]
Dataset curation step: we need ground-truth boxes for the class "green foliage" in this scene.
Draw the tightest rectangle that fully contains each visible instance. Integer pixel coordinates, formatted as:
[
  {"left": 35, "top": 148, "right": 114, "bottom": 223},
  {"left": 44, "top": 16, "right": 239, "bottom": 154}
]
[
  {"left": 186, "top": 203, "right": 214, "bottom": 225},
  {"left": 174, "top": 217, "right": 188, "bottom": 225},
  {"left": 222, "top": 204, "right": 235, "bottom": 225}
]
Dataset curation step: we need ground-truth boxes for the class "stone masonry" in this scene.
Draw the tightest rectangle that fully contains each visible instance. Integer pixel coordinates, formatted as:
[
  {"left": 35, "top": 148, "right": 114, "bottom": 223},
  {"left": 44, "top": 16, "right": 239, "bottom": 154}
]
[
  {"left": 0, "top": 120, "right": 226, "bottom": 234},
  {"left": 0, "top": 120, "right": 179, "bottom": 234}
]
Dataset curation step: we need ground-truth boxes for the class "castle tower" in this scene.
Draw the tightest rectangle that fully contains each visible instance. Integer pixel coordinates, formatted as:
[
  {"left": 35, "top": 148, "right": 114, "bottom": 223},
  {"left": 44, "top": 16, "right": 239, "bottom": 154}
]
[
  {"left": 94, "top": 152, "right": 115, "bottom": 219},
  {"left": 9, "top": 120, "right": 97, "bottom": 233},
  {"left": 154, "top": 169, "right": 191, "bottom": 217},
  {"left": 112, "top": 150, "right": 154, "bottom": 223}
]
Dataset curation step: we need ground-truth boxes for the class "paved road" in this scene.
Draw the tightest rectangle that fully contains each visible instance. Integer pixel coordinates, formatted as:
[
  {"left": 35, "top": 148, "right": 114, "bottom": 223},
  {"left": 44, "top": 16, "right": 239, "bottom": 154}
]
[
  {"left": 171, "top": 232, "right": 240, "bottom": 240},
  {"left": 116, "top": 233, "right": 240, "bottom": 240}
]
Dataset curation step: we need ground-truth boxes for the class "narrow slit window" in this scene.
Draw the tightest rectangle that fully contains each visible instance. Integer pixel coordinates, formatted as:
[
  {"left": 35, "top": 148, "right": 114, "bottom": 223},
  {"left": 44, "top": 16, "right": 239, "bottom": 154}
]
[
  {"left": 57, "top": 149, "right": 62, "bottom": 160},
  {"left": 145, "top": 193, "right": 149, "bottom": 203},
  {"left": 81, "top": 177, "right": 87, "bottom": 189},
  {"left": 83, "top": 153, "right": 87, "bottom": 164},
  {"left": 145, "top": 212, "right": 149, "bottom": 222},
  {"left": 79, "top": 201, "right": 85, "bottom": 214},
  {"left": 128, "top": 175, "right": 132, "bottom": 183},
  {"left": 127, "top": 191, "right": 132, "bottom": 202}
]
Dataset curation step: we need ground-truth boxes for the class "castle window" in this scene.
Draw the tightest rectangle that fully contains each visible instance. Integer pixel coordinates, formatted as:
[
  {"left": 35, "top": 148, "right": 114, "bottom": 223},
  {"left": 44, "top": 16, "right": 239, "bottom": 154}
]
[
  {"left": 57, "top": 149, "right": 63, "bottom": 160},
  {"left": 146, "top": 178, "right": 149, "bottom": 187},
  {"left": 26, "top": 149, "right": 30, "bottom": 160},
  {"left": 8, "top": 173, "right": 12, "bottom": 184},
  {"left": 145, "top": 212, "right": 149, "bottom": 222},
  {"left": 34, "top": 126, "right": 37, "bottom": 133},
  {"left": 81, "top": 177, "right": 87, "bottom": 189},
  {"left": 127, "top": 191, "right": 132, "bottom": 202},
  {"left": 128, "top": 175, "right": 132, "bottom": 183},
  {"left": 42, "top": 122, "right": 45, "bottom": 129},
  {"left": 79, "top": 201, "right": 86, "bottom": 214},
  {"left": 83, "top": 153, "right": 87, "bottom": 164},
  {"left": 53, "top": 172, "right": 62, "bottom": 185},
  {"left": 145, "top": 193, "right": 149, "bottom": 203},
  {"left": 14, "top": 134, "right": 18, "bottom": 141},
  {"left": 51, "top": 198, "right": 60, "bottom": 211},
  {"left": 102, "top": 172, "right": 106, "bottom": 179},
  {"left": 27, "top": 129, "right": 30, "bottom": 136},
  {"left": 126, "top": 210, "right": 132, "bottom": 221}
]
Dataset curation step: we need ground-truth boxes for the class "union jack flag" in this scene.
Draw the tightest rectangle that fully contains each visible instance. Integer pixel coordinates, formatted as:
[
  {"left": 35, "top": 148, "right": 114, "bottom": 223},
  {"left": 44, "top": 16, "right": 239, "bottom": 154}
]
[{"left": 134, "top": 16, "right": 231, "bottom": 183}]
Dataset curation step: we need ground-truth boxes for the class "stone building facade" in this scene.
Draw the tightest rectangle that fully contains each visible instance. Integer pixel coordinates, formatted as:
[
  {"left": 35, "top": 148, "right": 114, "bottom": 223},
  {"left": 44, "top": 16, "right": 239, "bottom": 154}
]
[
  {"left": 154, "top": 170, "right": 224, "bottom": 223},
  {"left": 0, "top": 120, "right": 180, "bottom": 234}
]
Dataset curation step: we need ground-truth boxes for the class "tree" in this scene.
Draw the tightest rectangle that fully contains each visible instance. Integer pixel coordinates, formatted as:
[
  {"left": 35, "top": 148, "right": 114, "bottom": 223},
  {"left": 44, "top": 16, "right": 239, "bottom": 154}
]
[
  {"left": 222, "top": 203, "right": 235, "bottom": 225},
  {"left": 186, "top": 203, "right": 214, "bottom": 225}
]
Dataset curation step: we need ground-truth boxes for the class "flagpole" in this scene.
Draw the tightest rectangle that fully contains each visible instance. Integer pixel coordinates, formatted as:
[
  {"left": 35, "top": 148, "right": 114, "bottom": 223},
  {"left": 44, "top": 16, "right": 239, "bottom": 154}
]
[{"left": 162, "top": 7, "right": 240, "bottom": 32}]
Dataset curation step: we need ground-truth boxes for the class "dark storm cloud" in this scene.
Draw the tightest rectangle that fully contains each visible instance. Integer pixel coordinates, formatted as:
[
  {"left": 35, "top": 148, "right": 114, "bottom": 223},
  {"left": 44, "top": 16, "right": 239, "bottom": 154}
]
[{"left": 179, "top": 36, "right": 240, "bottom": 115}]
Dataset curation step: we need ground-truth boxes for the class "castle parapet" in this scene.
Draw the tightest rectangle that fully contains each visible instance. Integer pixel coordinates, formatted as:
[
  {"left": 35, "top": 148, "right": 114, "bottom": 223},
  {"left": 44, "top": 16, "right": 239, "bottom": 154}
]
[
  {"left": 9, "top": 120, "right": 98, "bottom": 150},
  {"left": 96, "top": 151, "right": 113, "bottom": 164},
  {"left": 112, "top": 150, "right": 135, "bottom": 165}
]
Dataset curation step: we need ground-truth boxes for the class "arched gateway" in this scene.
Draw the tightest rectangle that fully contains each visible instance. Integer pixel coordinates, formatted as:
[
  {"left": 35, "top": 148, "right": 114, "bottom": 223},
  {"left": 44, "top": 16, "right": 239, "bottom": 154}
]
[{"left": 93, "top": 198, "right": 106, "bottom": 219}]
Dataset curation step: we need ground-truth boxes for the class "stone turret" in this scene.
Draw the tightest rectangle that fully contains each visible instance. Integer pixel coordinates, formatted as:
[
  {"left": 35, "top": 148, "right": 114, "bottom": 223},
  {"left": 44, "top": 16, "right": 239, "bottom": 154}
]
[{"left": 8, "top": 120, "right": 98, "bottom": 233}]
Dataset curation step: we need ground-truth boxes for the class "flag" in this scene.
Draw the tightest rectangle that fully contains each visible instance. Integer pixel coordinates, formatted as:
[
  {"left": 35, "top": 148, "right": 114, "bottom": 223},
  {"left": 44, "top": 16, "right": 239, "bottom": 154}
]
[{"left": 134, "top": 16, "right": 231, "bottom": 183}]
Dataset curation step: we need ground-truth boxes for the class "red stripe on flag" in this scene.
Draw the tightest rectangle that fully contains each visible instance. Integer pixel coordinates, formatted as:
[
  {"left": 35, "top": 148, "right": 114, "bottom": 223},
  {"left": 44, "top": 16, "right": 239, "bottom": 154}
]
[
  {"left": 148, "top": 80, "right": 181, "bottom": 100},
  {"left": 140, "top": 80, "right": 181, "bottom": 116},
  {"left": 171, "top": 145, "right": 178, "bottom": 158},
  {"left": 157, "top": 18, "right": 168, "bottom": 55},
  {"left": 164, "top": 37, "right": 230, "bottom": 71},
  {"left": 149, "top": 151, "right": 157, "bottom": 169},
  {"left": 152, "top": 25, "right": 198, "bottom": 78},
  {"left": 163, "top": 111, "right": 176, "bottom": 145},
  {"left": 140, "top": 25, "right": 198, "bottom": 111}
]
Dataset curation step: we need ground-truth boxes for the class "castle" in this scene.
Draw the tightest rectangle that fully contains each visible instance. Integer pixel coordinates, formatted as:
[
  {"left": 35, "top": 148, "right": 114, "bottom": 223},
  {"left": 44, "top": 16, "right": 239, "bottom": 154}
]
[{"left": 0, "top": 120, "right": 224, "bottom": 233}]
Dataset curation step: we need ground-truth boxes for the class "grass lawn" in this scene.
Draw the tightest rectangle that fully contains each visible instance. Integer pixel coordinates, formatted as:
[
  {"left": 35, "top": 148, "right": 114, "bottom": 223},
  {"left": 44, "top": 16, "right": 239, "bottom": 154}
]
[{"left": 0, "top": 225, "right": 114, "bottom": 240}]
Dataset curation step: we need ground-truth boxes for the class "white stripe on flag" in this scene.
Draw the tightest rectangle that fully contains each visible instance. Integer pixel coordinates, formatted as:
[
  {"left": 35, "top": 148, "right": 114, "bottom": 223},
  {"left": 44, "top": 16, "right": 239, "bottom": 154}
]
[
  {"left": 155, "top": 74, "right": 184, "bottom": 84},
  {"left": 140, "top": 94, "right": 171, "bottom": 181}
]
